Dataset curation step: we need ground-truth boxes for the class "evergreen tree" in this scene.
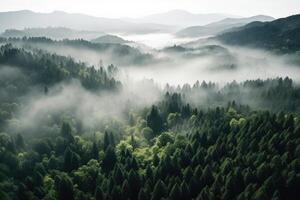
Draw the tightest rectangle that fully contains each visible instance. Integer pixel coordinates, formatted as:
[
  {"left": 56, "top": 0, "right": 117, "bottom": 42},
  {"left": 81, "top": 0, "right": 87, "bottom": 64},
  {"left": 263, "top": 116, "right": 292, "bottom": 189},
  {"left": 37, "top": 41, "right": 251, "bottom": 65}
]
[
  {"left": 147, "top": 106, "right": 164, "bottom": 135},
  {"left": 151, "top": 180, "right": 167, "bottom": 200},
  {"left": 102, "top": 146, "right": 117, "bottom": 172}
]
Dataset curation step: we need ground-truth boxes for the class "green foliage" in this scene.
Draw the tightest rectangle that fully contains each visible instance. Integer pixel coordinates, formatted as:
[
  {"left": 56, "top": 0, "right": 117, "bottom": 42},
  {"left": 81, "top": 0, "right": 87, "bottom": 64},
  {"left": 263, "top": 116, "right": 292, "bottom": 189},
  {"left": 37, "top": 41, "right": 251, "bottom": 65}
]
[
  {"left": 155, "top": 132, "right": 174, "bottom": 147},
  {"left": 141, "top": 127, "right": 154, "bottom": 141},
  {"left": 0, "top": 39, "right": 300, "bottom": 200},
  {"left": 1, "top": 105, "right": 300, "bottom": 199},
  {"left": 167, "top": 112, "right": 181, "bottom": 127}
]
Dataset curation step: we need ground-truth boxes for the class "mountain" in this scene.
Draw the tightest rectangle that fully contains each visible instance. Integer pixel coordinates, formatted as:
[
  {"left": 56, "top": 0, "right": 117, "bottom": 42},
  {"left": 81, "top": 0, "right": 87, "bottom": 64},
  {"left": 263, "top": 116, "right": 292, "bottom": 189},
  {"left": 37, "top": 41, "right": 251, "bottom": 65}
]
[
  {"left": 90, "top": 34, "right": 130, "bottom": 44},
  {"left": 217, "top": 14, "right": 300, "bottom": 53},
  {"left": 176, "top": 15, "right": 274, "bottom": 37},
  {"left": 124, "top": 9, "right": 241, "bottom": 27},
  {"left": 0, "top": 10, "right": 174, "bottom": 34},
  {"left": 0, "top": 27, "right": 104, "bottom": 40}
]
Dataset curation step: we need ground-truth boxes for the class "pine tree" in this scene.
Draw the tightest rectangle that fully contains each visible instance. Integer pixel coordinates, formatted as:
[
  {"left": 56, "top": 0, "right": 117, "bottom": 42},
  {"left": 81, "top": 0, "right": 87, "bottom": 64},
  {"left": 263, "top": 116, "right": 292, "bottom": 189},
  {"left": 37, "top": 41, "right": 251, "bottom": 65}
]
[
  {"left": 151, "top": 180, "right": 167, "bottom": 200},
  {"left": 147, "top": 105, "right": 164, "bottom": 135},
  {"left": 169, "top": 183, "right": 181, "bottom": 200},
  {"left": 55, "top": 175, "right": 74, "bottom": 200},
  {"left": 91, "top": 141, "right": 99, "bottom": 160},
  {"left": 61, "top": 122, "right": 74, "bottom": 143},
  {"left": 102, "top": 146, "right": 117, "bottom": 172}
]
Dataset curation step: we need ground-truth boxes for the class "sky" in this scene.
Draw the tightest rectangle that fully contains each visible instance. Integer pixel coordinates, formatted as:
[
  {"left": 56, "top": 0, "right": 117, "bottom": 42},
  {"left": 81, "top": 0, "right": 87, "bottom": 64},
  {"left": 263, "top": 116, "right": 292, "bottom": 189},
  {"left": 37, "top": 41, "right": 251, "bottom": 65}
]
[{"left": 0, "top": 0, "right": 299, "bottom": 18}]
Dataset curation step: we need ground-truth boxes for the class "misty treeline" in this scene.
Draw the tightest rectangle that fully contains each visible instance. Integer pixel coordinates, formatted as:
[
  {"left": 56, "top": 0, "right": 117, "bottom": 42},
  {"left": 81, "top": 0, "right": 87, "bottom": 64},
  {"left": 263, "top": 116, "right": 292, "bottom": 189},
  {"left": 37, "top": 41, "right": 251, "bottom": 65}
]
[
  {"left": 0, "top": 43, "right": 300, "bottom": 200},
  {"left": 165, "top": 77, "right": 300, "bottom": 112},
  {"left": 0, "top": 36, "right": 155, "bottom": 66}
]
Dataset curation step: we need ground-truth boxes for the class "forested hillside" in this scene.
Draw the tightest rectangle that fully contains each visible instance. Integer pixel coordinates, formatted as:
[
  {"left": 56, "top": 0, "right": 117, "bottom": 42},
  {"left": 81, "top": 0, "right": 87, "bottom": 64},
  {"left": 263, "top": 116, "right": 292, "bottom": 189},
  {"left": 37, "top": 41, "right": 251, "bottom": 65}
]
[
  {"left": 0, "top": 37, "right": 155, "bottom": 66},
  {"left": 0, "top": 44, "right": 120, "bottom": 130},
  {"left": 0, "top": 43, "right": 120, "bottom": 91},
  {"left": 176, "top": 15, "right": 274, "bottom": 37},
  {"left": 217, "top": 14, "right": 300, "bottom": 53}
]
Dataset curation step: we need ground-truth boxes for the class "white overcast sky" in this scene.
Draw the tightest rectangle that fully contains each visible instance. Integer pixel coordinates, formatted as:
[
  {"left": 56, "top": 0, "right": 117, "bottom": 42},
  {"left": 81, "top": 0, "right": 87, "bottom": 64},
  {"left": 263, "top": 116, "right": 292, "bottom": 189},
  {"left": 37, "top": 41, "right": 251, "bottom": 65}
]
[{"left": 0, "top": 0, "right": 299, "bottom": 18}]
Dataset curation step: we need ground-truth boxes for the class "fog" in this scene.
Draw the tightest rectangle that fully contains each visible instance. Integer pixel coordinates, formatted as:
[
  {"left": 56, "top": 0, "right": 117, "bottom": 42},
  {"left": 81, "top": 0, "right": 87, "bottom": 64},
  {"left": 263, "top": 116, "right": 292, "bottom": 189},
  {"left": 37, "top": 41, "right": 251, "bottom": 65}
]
[
  {"left": 8, "top": 79, "right": 161, "bottom": 134},
  {"left": 3, "top": 33, "right": 300, "bottom": 135},
  {"left": 119, "top": 39, "right": 300, "bottom": 86},
  {"left": 13, "top": 34, "right": 300, "bottom": 87},
  {"left": 12, "top": 39, "right": 156, "bottom": 67},
  {"left": 116, "top": 33, "right": 208, "bottom": 49}
]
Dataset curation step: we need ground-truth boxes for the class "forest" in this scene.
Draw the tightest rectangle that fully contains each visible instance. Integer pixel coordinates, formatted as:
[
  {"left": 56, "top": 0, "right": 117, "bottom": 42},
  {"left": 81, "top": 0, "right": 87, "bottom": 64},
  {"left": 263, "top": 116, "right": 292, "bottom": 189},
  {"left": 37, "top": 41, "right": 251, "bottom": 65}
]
[
  {"left": 0, "top": 42, "right": 300, "bottom": 200},
  {"left": 0, "top": 5, "right": 300, "bottom": 200}
]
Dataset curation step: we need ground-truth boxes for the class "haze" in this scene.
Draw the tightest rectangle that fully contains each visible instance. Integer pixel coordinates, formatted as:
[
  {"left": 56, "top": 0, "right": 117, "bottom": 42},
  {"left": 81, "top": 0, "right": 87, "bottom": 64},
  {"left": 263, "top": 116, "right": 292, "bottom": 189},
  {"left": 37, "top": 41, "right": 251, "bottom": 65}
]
[{"left": 1, "top": 0, "right": 300, "bottom": 18}]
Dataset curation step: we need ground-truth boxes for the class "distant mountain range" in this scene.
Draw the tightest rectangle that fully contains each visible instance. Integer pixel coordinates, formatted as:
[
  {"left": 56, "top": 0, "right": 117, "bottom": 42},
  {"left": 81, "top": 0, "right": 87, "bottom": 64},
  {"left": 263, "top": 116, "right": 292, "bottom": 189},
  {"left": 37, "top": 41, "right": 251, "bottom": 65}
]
[
  {"left": 0, "top": 10, "right": 175, "bottom": 34},
  {"left": 176, "top": 15, "right": 275, "bottom": 37},
  {"left": 124, "top": 9, "right": 241, "bottom": 27},
  {"left": 217, "top": 14, "right": 300, "bottom": 53},
  {"left": 0, "top": 27, "right": 104, "bottom": 40},
  {"left": 0, "top": 10, "right": 249, "bottom": 36},
  {"left": 1, "top": 28, "right": 134, "bottom": 46}
]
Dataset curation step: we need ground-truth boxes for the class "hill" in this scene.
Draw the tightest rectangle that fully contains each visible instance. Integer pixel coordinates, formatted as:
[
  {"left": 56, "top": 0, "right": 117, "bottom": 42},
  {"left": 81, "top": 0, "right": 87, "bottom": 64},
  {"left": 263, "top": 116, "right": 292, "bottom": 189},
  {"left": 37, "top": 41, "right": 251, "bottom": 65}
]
[
  {"left": 217, "top": 14, "right": 300, "bottom": 53},
  {"left": 176, "top": 15, "right": 274, "bottom": 37},
  {"left": 90, "top": 35, "right": 130, "bottom": 44},
  {"left": 0, "top": 43, "right": 120, "bottom": 93},
  {"left": 0, "top": 37, "right": 156, "bottom": 66}
]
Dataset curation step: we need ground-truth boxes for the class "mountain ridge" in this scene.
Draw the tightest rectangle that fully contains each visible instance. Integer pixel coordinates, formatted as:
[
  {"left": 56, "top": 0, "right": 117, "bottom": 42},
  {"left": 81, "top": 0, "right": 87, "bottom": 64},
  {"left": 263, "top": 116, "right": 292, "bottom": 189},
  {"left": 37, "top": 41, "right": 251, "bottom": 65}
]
[
  {"left": 0, "top": 10, "right": 175, "bottom": 34},
  {"left": 217, "top": 14, "right": 300, "bottom": 53},
  {"left": 176, "top": 15, "right": 275, "bottom": 37}
]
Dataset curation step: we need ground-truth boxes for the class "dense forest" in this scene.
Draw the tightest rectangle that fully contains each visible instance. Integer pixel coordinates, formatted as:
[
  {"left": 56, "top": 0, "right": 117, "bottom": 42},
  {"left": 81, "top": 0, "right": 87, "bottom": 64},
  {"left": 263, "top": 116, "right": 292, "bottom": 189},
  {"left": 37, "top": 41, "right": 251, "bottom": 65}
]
[
  {"left": 1, "top": 93, "right": 300, "bottom": 200},
  {"left": 0, "top": 41, "right": 300, "bottom": 200}
]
